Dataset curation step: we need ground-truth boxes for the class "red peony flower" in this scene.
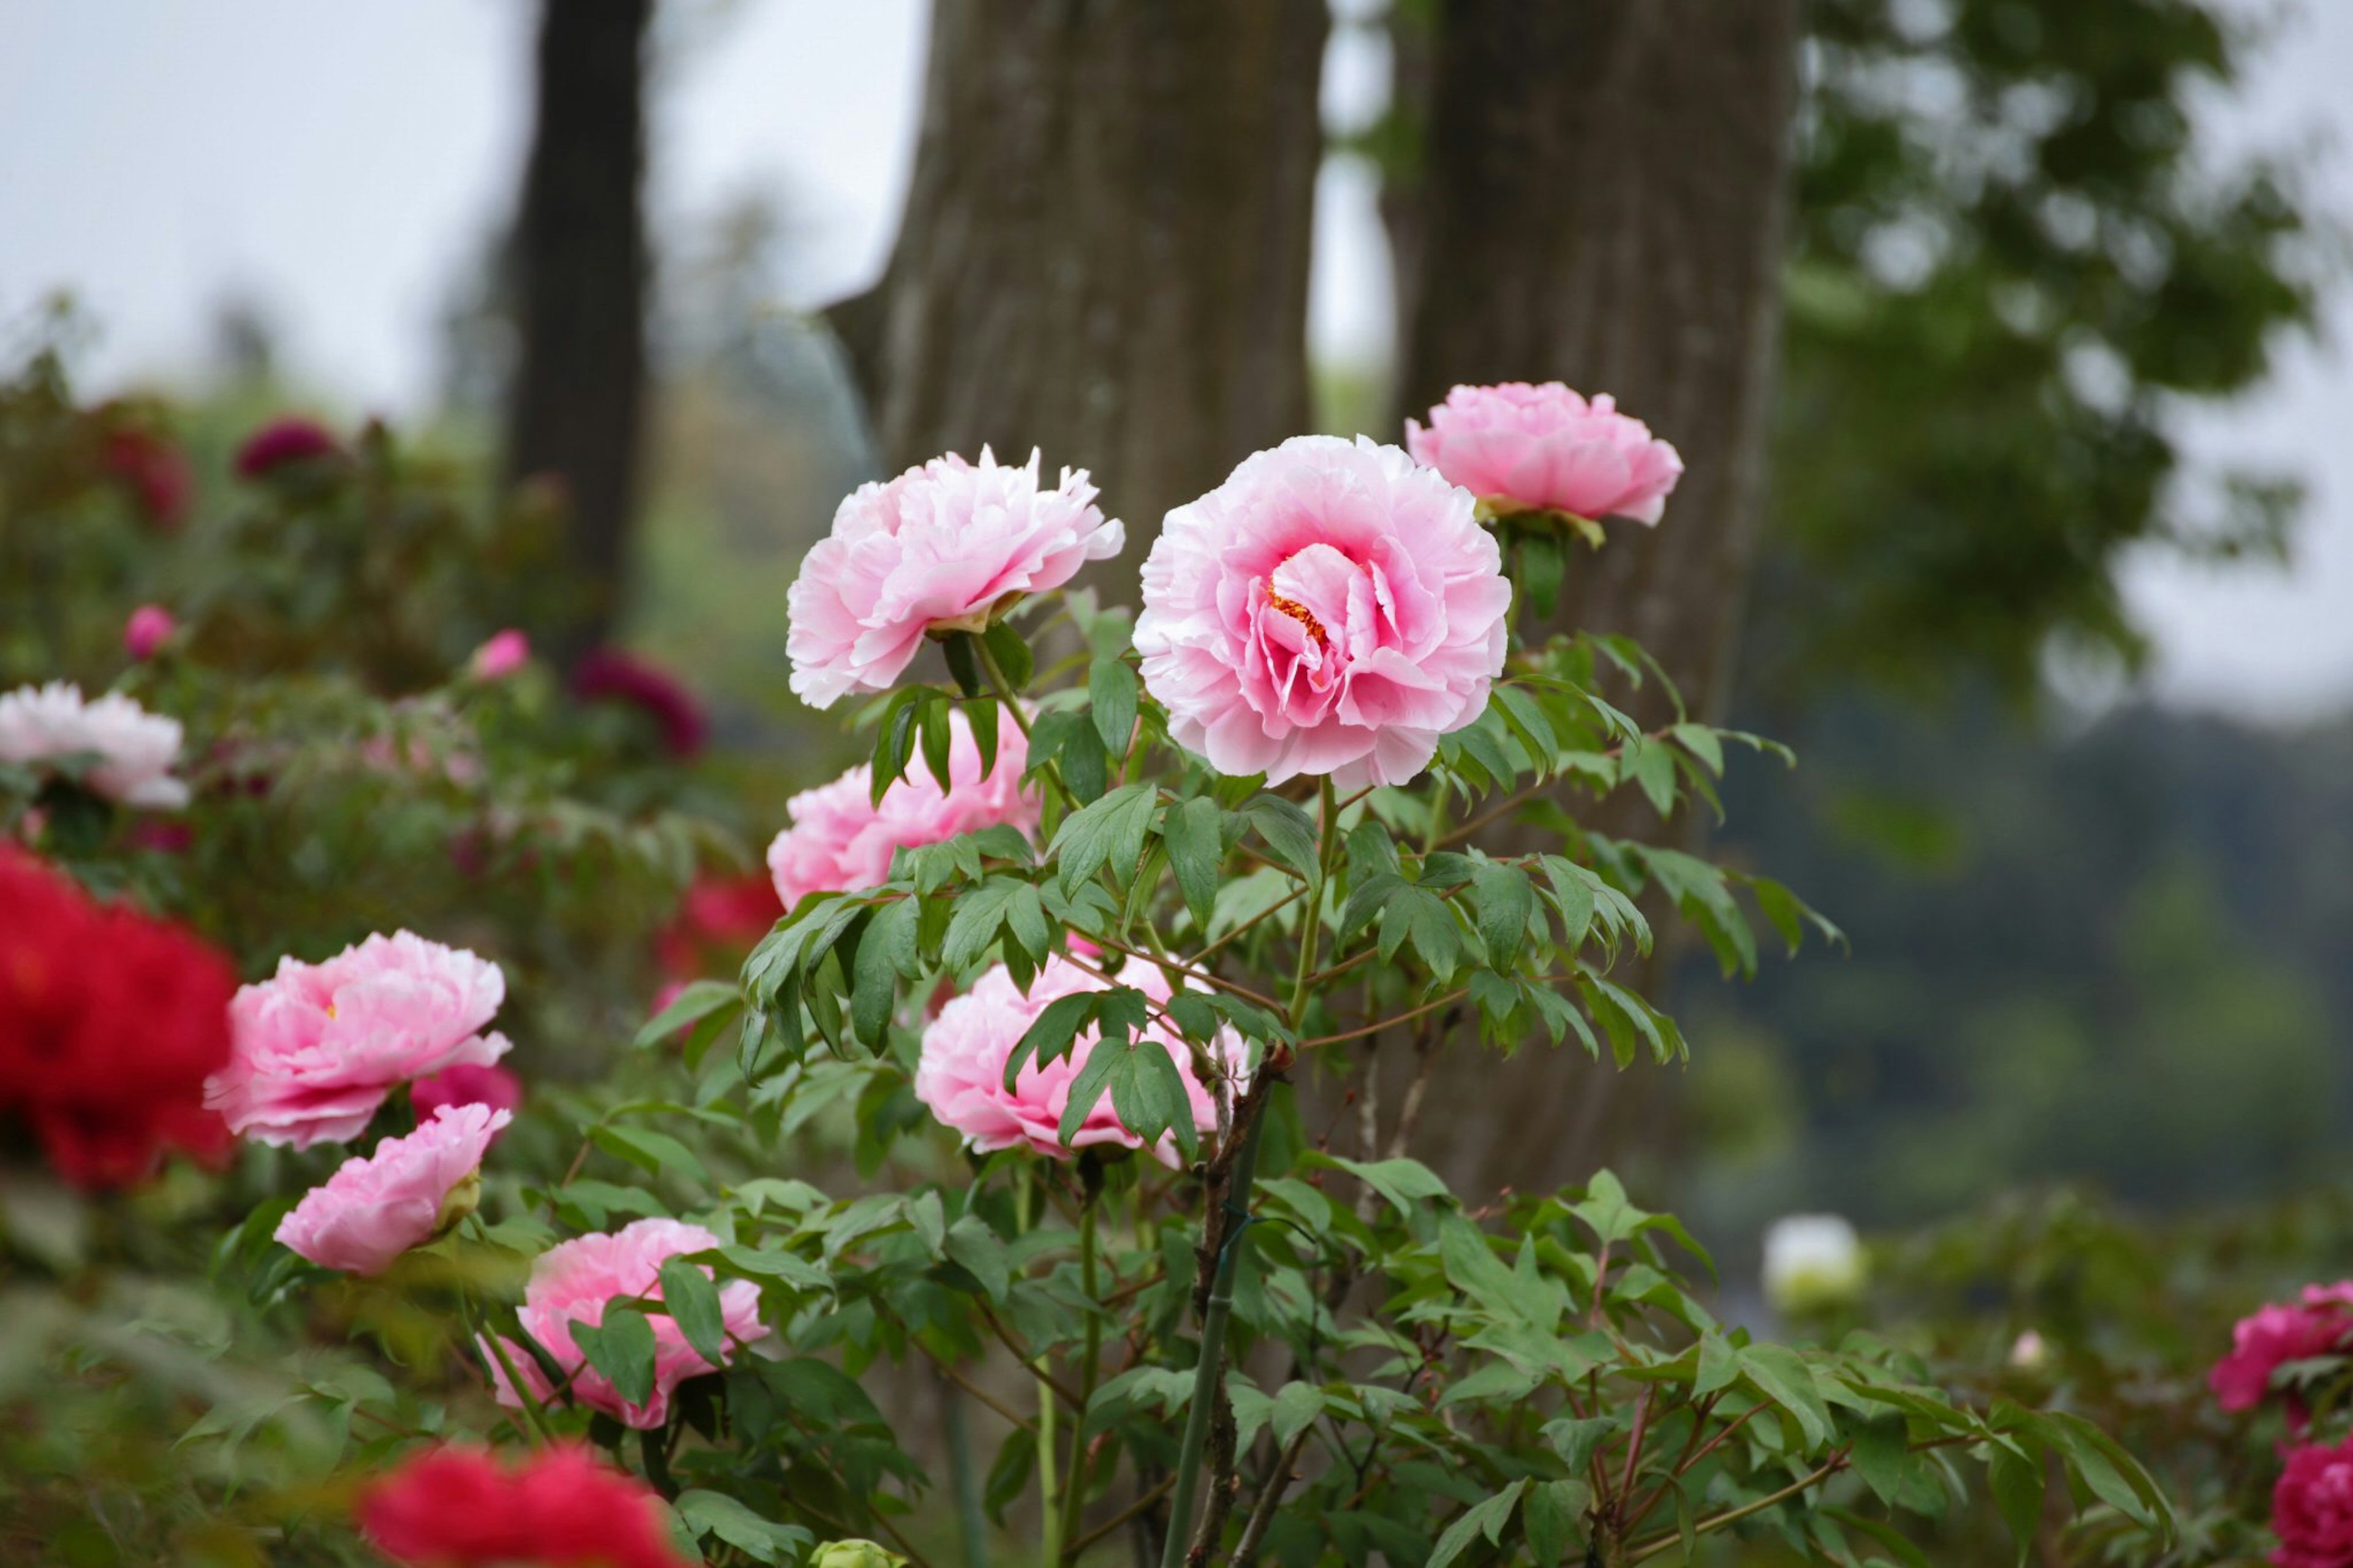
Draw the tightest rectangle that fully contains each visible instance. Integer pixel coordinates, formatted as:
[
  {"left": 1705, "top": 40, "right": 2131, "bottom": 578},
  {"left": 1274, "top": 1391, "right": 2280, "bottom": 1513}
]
[
  {"left": 100, "top": 424, "right": 194, "bottom": 531},
  {"left": 570, "top": 649, "right": 709, "bottom": 760},
  {"left": 0, "top": 849, "right": 235, "bottom": 1187},
  {"left": 358, "top": 1444, "right": 694, "bottom": 1568},
  {"left": 654, "top": 871, "right": 781, "bottom": 980},
  {"left": 233, "top": 415, "right": 343, "bottom": 479},
  {"left": 2273, "top": 1436, "right": 2353, "bottom": 1568}
]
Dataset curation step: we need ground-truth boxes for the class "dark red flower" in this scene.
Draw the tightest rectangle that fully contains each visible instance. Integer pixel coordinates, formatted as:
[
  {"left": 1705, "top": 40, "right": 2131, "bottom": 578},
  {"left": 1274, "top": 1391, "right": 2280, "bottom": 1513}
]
[
  {"left": 233, "top": 415, "right": 342, "bottom": 479},
  {"left": 654, "top": 871, "right": 781, "bottom": 980},
  {"left": 0, "top": 849, "right": 235, "bottom": 1188},
  {"left": 2273, "top": 1436, "right": 2353, "bottom": 1568},
  {"left": 357, "top": 1444, "right": 694, "bottom": 1568},
  {"left": 570, "top": 649, "right": 709, "bottom": 760},
  {"left": 100, "top": 426, "right": 194, "bottom": 531}
]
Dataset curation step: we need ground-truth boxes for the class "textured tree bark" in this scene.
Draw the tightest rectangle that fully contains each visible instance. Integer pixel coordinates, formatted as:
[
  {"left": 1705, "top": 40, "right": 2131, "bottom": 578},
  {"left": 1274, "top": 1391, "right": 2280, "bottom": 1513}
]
[
  {"left": 832, "top": 0, "right": 1328, "bottom": 570},
  {"left": 1378, "top": 0, "right": 1803, "bottom": 1199},
  {"left": 504, "top": 0, "right": 652, "bottom": 662}
]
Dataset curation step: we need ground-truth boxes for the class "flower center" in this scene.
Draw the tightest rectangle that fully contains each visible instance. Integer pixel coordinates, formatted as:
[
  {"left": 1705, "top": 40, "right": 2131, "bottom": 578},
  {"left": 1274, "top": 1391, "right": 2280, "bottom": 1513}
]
[{"left": 1263, "top": 589, "right": 1328, "bottom": 647}]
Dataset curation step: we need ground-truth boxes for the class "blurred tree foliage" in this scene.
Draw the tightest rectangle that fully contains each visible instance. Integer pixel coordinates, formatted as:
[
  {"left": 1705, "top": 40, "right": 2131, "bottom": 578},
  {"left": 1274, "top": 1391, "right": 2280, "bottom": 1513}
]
[{"left": 1750, "top": 0, "right": 2326, "bottom": 699}]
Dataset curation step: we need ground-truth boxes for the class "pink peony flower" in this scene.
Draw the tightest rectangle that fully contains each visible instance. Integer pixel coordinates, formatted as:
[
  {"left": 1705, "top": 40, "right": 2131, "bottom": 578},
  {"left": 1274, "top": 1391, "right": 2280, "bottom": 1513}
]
[
  {"left": 1406, "top": 382, "right": 1683, "bottom": 525},
  {"left": 1134, "top": 435, "right": 1511, "bottom": 789},
  {"left": 123, "top": 604, "right": 177, "bottom": 661},
  {"left": 786, "top": 448, "right": 1124, "bottom": 709},
  {"left": 2273, "top": 1436, "right": 2353, "bottom": 1568},
  {"left": 234, "top": 415, "right": 342, "bottom": 478},
  {"left": 570, "top": 648, "right": 708, "bottom": 759},
  {"left": 206, "top": 931, "right": 512, "bottom": 1148},
  {"left": 768, "top": 708, "right": 1035, "bottom": 907},
  {"left": 275, "top": 1103, "right": 510, "bottom": 1274},
  {"left": 483, "top": 1218, "right": 768, "bottom": 1430},
  {"left": 412, "top": 1062, "right": 525, "bottom": 1126},
  {"left": 915, "top": 952, "right": 1244, "bottom": 1165},
  {"left": 0, "top": 681, "right": 189, "bottom": 809},
  {"left": 2213, "top": 1284, "right": 2353, "bottom": 1414},
  {"left": 470, "top": 629, "right": 531, "bottom": 681},
  {"left": 358, "top": 1443, "right": 695, "bottom": 1568}
]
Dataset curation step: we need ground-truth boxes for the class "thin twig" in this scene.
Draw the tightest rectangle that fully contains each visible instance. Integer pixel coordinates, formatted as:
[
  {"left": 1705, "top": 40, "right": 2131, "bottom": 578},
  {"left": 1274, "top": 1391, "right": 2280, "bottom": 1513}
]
[
  {"left": 1230, "top": 1421, "right": 1318, "bottom": 1568},
  {"left": 1624, "top": 1452, "right": 1847, "bottom": 1564},
  {"left": 1069, "top": 1473, "right": 1176, "bottom": 1556}
]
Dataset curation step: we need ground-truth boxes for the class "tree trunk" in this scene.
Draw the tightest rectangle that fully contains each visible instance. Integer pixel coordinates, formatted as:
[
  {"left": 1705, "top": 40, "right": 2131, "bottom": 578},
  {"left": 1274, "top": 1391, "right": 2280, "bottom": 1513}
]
[
  {"left": 833, "top": 0, "right": 1328, "bottom": 569},
  {"left": 1377, "top": 0, "right": 1803, "bottom": 1200},
  {"left": 505, "top": 0, "right": 652, "bottom": 662}
]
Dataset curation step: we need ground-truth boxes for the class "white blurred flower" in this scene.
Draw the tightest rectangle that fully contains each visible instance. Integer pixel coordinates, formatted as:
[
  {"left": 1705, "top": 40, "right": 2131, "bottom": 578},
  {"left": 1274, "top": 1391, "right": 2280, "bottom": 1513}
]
[
  {"left": 2010, "top": 1328, "right": 2049, "bottom": 1369},
  {"left": 0, "top": 681, "right": 189, "bottom": 809},
  {"left": 1762, "top": 1213, "right": 1866, "bottom": 1314}
]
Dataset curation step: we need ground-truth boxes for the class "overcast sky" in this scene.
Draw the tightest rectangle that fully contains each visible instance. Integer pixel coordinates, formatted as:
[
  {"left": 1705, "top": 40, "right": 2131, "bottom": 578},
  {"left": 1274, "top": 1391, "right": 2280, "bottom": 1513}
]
[{"left": 2, "top": 0, "right": 2347, "bottom": 720}]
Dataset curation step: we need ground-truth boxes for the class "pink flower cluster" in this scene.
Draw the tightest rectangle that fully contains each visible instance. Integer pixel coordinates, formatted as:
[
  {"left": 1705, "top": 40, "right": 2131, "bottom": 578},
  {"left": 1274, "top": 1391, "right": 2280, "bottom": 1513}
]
[
  {"left": 768, "top": 708, "right": 1036, "bottom": 907},
  {"left": 359, "top": 1443, "right": 694, "bottom": 1568},
  {"left": 1134, "top": 436, "right": 1510, "bottom": 789},
  {"left": 2213, "top": 1284, "right": 2353, "bottom": 1415},
  {"left": 484, "top": 1218, "right": 768, "bottom": 1429},
  {"left": 915, "top": 952, "right": 1241, "bottom": 1165},
  {"left": 275, "top": 1103, "right": 510, "bottom": 1275},
  {"left": 205, "top": 931, "right": 512, "bottom": 1148},
  {"left": 1406, "top": 381, "right": 1683, "bottom": 525},
  {"left": 787, "top": 449, "right": 1122, "bottom": 709}
]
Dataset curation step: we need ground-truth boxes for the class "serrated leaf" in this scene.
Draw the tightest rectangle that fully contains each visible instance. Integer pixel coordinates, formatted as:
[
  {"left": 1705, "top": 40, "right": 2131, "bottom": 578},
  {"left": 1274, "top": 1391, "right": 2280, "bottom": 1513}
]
[{"left": 1006, "top": 990, "right": 1097, "bottom": 1087}]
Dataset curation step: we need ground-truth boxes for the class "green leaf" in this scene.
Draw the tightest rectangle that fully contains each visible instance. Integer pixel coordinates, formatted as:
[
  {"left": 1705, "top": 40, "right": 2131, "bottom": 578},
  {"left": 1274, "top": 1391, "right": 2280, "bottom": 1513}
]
[
  {"left": 673, "top": 1490, "right": 811, "bottom": 1565},
  {"left": 576, "top": 1305, "right": 658, "bottom": 1407},
  {"left": 1669, "top": 722, "right": 1725, "bottom": 775},
  {"left": 1620, "top": 735, "right": 1678, "bottom": 816},
  {"left": 1048, "top": 782, "right": 1158, "bottom": 895},
  {"left": 1271, "top": 1382, "right": 1323, "bottom": 1449},
  {"left": 944, "top": 1216, "right": 1010, "bottom": 1301},
  {"left": 942, "top": 878, "right": 1023, "bottom": 971},
  {"left": 1244, "top": 795, "right": 1322, "bottom": 883},
  {"left": 942, "top": 631, "right": 985, "bottom": 697},
  {"left": 656, "top": 1257, "right": 729, "bottom": 1366},
  {"left": 1694, "top": 1333, "right": 1740, "bottom": 1398},
  {"left": 1822, "top": 1506, "right": 1929, "bottom": 1568},
  {"left": 982, "top": 618, "right": 1033, "bottom": 689},
  {"left": 1516, "top": 531, "right": 1566, "bottom": 621},
  {"left": 919, "top": 690, "right": 955, "bottom": 790},
  {"left": 1468, "top": 862, "right": 1537, "bottom": 969},
  {"left": 1849, "top": 1412, "right": 1909, "bottom": 1507},
  {"left": 1741, "top": 1345, "right": 1833, "bottom": 1450},
  {"left": 634, "top": 980, "right": 743, "bottom": 1050},
  {"left": 966, "top": 693, "right": 1000, "bottom": 775},
  {"left": 1440, "top": 1216, "right": 1557, "bottom": 1331},
  {"left": 1320, "top": 1154, "right": 1449, "bottom": 1218},
  {"left": 1988, "top": 1442, "right": 2045, "bottom": 1566},
  {"left": 591, "top": 1124, "right": 708, "bottom": 1186},
  {"left": 1161, "top": 797, "right": 1224, "bottom": 934},
  {"left": 1427, "top": 1481, "right": 1525, "bottom": 1568},
  {"left": 851, "top": 899, "right": 915, "bottom": 1044},
  {"left": 1523, "top": 1479, "right": 1586, "bottom": 1566},
  {"left": 1005, "top": 990, "right": 1099, "bottom": 1087},
  {"left": 1089, "top": 656, "right": 1140, "bottom": 754}
]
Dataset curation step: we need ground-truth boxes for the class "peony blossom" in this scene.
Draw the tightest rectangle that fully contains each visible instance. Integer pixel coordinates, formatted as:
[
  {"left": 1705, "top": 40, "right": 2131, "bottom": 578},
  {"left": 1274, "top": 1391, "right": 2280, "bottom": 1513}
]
[
  {"left": 0, "top": 848, "right": 235, "bottom": 1188},
  {"left": 787, "top": 448, "right": 1123, "bottom": 708},
  {"left": 1134, "top": 435, "right": 1510, "bottom": 789},
  {"left": 100, "top": 423, "right": 193, "bottom": 530},
  {"left": 769, "top": 708, "right": 1035, "bottom": 907},
  {"left": 275, "top": 1104, "right": 510, "bottom": 1274},
  {"left": 2273, "top": 1437, "right": 2353, "bottom": 1568},
  {"left": 412, "top": 1062, "right": 525, "bottom": 1126},
  {"left": 123, "top": 604, "right": 176, "bottom": 661},
  {"left": 1761, "top": 1214, "right": 1866, "bottom": 1314},
  {"left": 206, "top": 931, "right": 512, "bottom": 1148},
  {"left": 469, "top": 629, "right": 531, "bottom": 681},
  {"left": 654, "top": 872, "right": 783, "bottom": 979},
  {"left": 1406, "top": 382, "right": 1683, "bottom": 525},
  {"left": 233, "top": 415, "right": 342, "bottom": 478},
  {"left": 0, "top": 681, "right": 190, "bottom": 809},
  {"left": 2213, "top": 1284, "right": 2353, "bottom": 1414},
  {"left": 915, "top": 952, "right": 1243, "bottom": 1165},
  {"left": 570, "top": 648, "right": 708, "bottom": 759},
  {"left": 358, "top": 1442, "right": 695, "bottom": 1568},
  {"left": 483, "top": 1218, "right": 767, "bottom": 1430}
]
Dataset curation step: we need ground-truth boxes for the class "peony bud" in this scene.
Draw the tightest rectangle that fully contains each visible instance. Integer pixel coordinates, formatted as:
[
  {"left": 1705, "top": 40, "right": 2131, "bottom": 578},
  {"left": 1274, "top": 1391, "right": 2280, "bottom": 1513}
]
[
  {"left": 811, "top": 1542, "right": 907, "bottom": 1568},
  {"left": 1761, "top": 1214, "right": 1866, "bottom": 1315},
  {"left": 470, "top": 628, "right": 530, "bottom": 681},
  {"left": 124, "top": 604, "right": 176, "bottom": 661}
]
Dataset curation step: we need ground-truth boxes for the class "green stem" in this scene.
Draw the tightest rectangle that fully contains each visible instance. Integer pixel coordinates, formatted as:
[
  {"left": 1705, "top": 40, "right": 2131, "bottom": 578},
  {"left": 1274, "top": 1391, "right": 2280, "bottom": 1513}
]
[
  {"left": 1057, "top": 1198, "right": 1104, "bottom": 1560},
  {"left": 1158, "top": 1096, "right": 1274, "bottom": 1568}
]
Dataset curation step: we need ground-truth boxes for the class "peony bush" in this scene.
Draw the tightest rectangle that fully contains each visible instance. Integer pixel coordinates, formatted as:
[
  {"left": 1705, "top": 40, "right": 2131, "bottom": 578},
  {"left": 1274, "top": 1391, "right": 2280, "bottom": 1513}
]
[{"left": 0, "top": 345, "right": 2202, "bottom": 1567}]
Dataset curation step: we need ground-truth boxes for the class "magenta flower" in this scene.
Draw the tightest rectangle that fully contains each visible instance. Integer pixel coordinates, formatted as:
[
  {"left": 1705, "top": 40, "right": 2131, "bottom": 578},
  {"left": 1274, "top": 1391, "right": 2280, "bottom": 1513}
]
[
  {"left": 412, "top": 1062, "right": 525, "bottom": 1126},
  {"left": 233, "top": 415, "right": 342, "bottom": 479},
  {"left": 275, "top": 1103, "right": 510, "bottom": 1274},
  {"left": 767, "top": 709, "right": 1035, "bottom": 907},
  {"left": 569, "top": 648, "right": 708, "bottom": 759},
  {"left": 2272, "top": 1436, "right": 2353, "bottom": 1568},
  {"left": 206, "top": 931, "right": 512, "bottom": 1148},
  {"left": 1406, "top": 382, "right": 1683, "bottom": 525},
  {"left": 123, "top": 604, "right": 177, "bottom": 662},
  {"left": 483, "top": 1218, "right": 768, "bottom": 1430},
  {"left": 2213, "top": 1284, "right": 2353, "bottom": 1414},
  {"left": 915, "top": 953, "right": 1243, "bottom": 1165},
  {"left": 786, "top": 449, "right": 1124, "bottom": 709},
  {"left": 470, "top": 629, "right": 531, "bottom": 681},
  {"left": 1134, "top": 435, "right": 1510, "bottom": 789}
]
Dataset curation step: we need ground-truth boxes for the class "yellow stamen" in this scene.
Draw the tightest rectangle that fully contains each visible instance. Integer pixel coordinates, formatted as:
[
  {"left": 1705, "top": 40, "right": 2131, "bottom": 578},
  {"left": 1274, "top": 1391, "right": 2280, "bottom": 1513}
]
[{"left": 1264, "top": 590, "right": 1327, "bottom": 646}]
